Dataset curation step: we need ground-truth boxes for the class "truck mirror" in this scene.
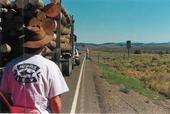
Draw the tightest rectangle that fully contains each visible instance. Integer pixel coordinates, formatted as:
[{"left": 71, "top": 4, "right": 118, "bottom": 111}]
[
  {"left": 72, "top": 19, "right": 75, "bottom": 24},
  {"left": 74, "top": 35, "right": 77, "bottom": 42}
]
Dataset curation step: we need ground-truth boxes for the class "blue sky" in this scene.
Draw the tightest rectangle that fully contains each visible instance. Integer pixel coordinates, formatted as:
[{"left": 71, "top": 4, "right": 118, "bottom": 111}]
[{"left": 44, "top": 0, "right": 170, "bottom": 43}]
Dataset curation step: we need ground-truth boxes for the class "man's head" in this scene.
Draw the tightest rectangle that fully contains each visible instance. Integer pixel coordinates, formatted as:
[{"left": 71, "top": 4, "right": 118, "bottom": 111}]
[{"left": 23, "top": 26, "right": 54, "bottom": 54}]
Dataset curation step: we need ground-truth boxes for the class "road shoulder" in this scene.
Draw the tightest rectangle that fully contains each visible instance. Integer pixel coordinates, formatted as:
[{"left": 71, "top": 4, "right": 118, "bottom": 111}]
[
  {"left": 94, "top": 62, "right": 170, "bottom": 113},
  {"left": 76, "top": 59, "right": 101, "bottom": 113}
]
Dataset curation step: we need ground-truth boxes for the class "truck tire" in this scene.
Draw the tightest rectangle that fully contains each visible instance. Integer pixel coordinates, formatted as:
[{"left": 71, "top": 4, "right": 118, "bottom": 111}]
[
  {"left": 75, "top": 59, "right": 80, "bottom": 66},
  {"left": 62, "top": 59, "right": 72, "bottom": 76},
  {"left": 72, "top": 59, "right": 75, "bottom": 69}
]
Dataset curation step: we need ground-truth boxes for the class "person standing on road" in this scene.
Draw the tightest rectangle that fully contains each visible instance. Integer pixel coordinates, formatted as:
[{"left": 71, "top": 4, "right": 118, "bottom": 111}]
[
  {"left": 0, "top": 26, "right": 69, "bottom": 113},
  {"left": 86, "top": 47, "right": 90, "bottom": 59}
]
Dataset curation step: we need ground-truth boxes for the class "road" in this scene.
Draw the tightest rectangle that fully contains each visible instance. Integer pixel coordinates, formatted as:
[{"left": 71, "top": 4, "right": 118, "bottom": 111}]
[
  {"left": 62, "top": 56, "right": 100, "bottom": 113},
  {"left": 61, "top": 55, "right": 170, "bottom": 114}
]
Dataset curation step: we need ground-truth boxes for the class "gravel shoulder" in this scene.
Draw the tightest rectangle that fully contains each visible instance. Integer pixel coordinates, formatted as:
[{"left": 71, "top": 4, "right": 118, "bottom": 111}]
[
  {"left": 93, "top": 61, "right": 170, "bottom": 114},
  {"left": 76, "top": 59, "right": 101, "bottom": 113}
]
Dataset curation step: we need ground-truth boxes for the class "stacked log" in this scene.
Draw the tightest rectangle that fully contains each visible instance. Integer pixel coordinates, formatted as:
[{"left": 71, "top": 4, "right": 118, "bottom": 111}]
[
  {"left": 46, "top": 33, "right": 57, "bottom": 49},
  {"left": 61, "top": 35, "right": 70, "bottom": 43},
  {"left": 15, "top": 0, "right": 44, "bottom": 9},
  {"left": 0, "top": 0, "right": 61, "bottom": 66},
  {"left": 60, "top": 35, "right": 72, "bottom": 51},
  {"left": 61, "top": 6, "right": 71, "bottom": 25},
  {"left": 60, "top": 6, "right": 72, "bottom": 52},
  {"left": 61, "top": 43, "right": 71, "bottom": 51},
  {"left": 61, "top": 24, "right": 71, "bottom": 35},
  {"left": 0, "top": 43, "right": 11, "bottom": 53},
  {"left": 0, "top": 0, "right": 11, "bottom": 7},
  {"left": 0, "top": 0, "right": 73, "bottom": 66}
]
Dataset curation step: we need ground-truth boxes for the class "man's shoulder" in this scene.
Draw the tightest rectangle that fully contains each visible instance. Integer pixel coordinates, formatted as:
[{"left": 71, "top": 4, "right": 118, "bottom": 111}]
[
  {"left": 37, "top": 56, "right": 60, "bottom": 69},
  {"left": 39, "top": 56, "right": 56, "bottom": 65},
  {"left": 5, "top": 56, "right": 23, "bottom": 68},
  {"left": 5, "top": 55, "right": 58, "bottom": 69}
]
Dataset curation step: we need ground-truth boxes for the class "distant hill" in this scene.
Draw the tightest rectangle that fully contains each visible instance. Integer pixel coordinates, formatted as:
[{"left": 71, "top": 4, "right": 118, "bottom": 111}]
[
  {"left": 76, "top": 42, "right": 170, "bottom": 50},
  {"left": 76, "top": 42, "right": 118, "bottom": 49}
]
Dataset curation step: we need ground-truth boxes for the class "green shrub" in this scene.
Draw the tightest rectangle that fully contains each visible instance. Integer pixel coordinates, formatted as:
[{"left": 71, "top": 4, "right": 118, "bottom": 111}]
[{"left": 99, "top": 63, "right": 164, "bottom": 99}]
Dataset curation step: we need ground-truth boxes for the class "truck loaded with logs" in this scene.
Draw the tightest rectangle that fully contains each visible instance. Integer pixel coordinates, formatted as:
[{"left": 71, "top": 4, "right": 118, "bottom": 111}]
[{"left": 0, "top": 0, "right": 77, "bottom": 76}]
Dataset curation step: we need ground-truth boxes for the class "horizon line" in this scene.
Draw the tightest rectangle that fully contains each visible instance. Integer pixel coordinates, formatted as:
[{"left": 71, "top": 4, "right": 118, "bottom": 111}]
[{"left": 77, "top": 41, "right": 170, "bottom": 44}]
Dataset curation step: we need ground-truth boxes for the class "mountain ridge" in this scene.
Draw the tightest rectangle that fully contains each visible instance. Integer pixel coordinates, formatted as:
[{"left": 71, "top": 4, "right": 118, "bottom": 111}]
[{"left": 76, "top": 42, "right": 170, "bottom": 49}]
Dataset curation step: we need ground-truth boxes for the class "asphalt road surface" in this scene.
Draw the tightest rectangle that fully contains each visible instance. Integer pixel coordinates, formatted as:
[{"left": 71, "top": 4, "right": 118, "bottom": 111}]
[{"left": 62, "top": 56, "right": 100, "bottom": 113}]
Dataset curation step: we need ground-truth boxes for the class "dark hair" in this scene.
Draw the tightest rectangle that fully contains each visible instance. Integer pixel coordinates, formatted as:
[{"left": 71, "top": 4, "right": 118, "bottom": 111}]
[
  {"left": 24, "top": 28, "right": 40, "bottom": 42},
  {"left": 23, "top": 28, "right": 43, "bottom": 54},
  {"left": 24, "top": 47, "right": 43, "bottom": 54}
]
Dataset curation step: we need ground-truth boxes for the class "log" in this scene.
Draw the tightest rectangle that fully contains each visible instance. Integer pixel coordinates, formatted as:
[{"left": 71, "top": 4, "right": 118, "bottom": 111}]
[
  {"left": 0, "top": 0, "right": 11, "bottom": 6},
  {"left": 15, "top": 0, "right": 44, "bottom": 9},
  {"left": 29, "top": 17, "right": 57, "bottom": 35},
  {"left": 42, "top": 46, "right": 52, "bottom": 56},
  {"left": 61, "top": 42, "right": 71, "bottom": 51},
  {"left": 15, "top": 0, "right": 29, "bottom": 9},
  {"left": 60, "top": 24, "right": 71, "bottom": 35},
  {"left": 47, "top": 34, "right": 71, "bottom": 49},
  {"left": 29, "top": 0, "right": 44, "bottom": 9},
  {"left": 61, "top": 13, "right": 67, "bottom": 26},
  {"left": 44, "top": 3, "right": 71, "bottom": 25},
  {"left": 61, "top": 6, "right": 71, "bottom": 24},
  {"left": 41, "top": 18, "right": 57, "bottom": 35},
  {"left": 51, "top": 0, "right": 60, "bottom": 4},
  {"left": 61, "top": 38, "right": 69, "bottom": 44},
  {"left": 0, "top": 8, "right": 8, "bottom": 12},
  {"left": 44, "top": 3, "right": 60, "bottom": 18},
  {"left": 0, "top": 43, "right": 11, "bottom": 53},
  {"left": 0, "top": 0, "right": 64, "bottom": 66},
  {"left": 61, "top": 35, "right": 70, "bottom": 43},
  {"left": 47, "top": 41, "right": 57, "bottom": 49},
  {"left": 29, "top": 17, "right": 41, "bottom": 27},
  {"left": 53, "top": 33, "right": 57, "bottom": 40},
  {"left": 61, "top": 34, "right": 70, "bottom": 39},
  {"left": 37, "top": 11, "right": 46, "bottom": 20}
]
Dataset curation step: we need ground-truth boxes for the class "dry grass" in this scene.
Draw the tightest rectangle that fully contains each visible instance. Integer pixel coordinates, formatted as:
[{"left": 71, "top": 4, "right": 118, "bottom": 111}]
[{"left": 92, "top": 51, "right": 170, "bottom": 98}]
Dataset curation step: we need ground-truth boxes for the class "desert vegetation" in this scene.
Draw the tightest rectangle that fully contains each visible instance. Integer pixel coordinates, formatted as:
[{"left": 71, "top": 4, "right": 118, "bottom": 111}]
[
  {"left": 92, "top": 51, "right": 170, "bottom": 99},
  {"left": 99, "top": 63, "right": 163, "bottom": 99}
]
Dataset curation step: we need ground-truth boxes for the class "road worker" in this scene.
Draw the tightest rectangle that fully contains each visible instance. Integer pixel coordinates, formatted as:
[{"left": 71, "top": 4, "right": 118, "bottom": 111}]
[
  {"left": 0, "top": 26, "right": 69, "bottom": 113},
  {"left": 86, "top": 47, "right": 90, "bottom": 59}
]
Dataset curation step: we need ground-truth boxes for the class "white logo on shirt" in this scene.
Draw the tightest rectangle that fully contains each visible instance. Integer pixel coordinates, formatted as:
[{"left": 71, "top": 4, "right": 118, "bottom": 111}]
[{"left": 14, "top": 63, "right": 41, "bottom": 83}]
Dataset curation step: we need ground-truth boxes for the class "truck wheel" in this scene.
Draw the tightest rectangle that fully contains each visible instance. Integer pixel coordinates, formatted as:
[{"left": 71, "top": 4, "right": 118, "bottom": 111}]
[
  {"left": 75, "top": 59, "right": 80, "bottom": 66},
  {"left": 72, "top": 61, "right": 74, "bottom": 69},
  {"left": 72, "top": 59, "right": 75, "bottom": 70},
  {"left": 62, "top": 59, "right": 72, "bottom": 76}
]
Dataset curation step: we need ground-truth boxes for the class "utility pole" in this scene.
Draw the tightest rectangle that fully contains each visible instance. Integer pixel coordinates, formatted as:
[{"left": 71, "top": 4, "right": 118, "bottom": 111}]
[{"left": 126, "top": 40, "right": 131, "bottom": 57}]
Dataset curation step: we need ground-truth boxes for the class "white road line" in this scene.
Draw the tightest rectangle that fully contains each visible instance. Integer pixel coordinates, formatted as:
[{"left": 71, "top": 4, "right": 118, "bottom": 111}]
[
  {"left": 70, "top": 55, "right": 86, "bottom": 114},
  {"left": 79, "top": 59, "right": 86, "bottom": 113}
]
